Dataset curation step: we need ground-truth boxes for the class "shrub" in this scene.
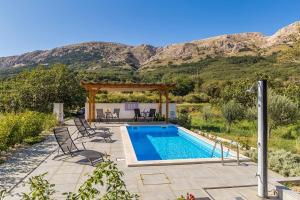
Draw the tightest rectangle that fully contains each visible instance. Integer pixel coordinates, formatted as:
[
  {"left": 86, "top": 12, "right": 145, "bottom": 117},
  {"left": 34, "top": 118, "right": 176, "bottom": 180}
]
[
  {"left": 177, "top": 108, "right": 191, "bottom": 129},
  {"left": 0, "top": 114, "right": 22, "bottom": 150},
  {"left": 22, "top": 173, "right": 55, "bottom": 200},
  {"left": 184, "top": 93, "right": 210, "bottom": 103},
  {"left": 268, "top": 91, "right": 299, "bottom": 136},
  {"left": 268, "top": 150, "right": 300, "bottom": 177},
  {"left": 221, "top": 100, "right": 245, "bottom": 132},
  {"left": 243, "top": 149, "right": 300, "bottom": 177},
  {"left": 19, "top": 159, "right": 139, "bottom": 200},
  {"left": 0, "top": 111, "right": 57, "bottom": 151},
  {"left": 19, "top": 111, "right": 44, "bottom": 138},
  {"left": 177, "top": 103, "right": 203, "bottom": 113},
  {"left": 202, "top": 105, "right": 213, "bottom": 122}
]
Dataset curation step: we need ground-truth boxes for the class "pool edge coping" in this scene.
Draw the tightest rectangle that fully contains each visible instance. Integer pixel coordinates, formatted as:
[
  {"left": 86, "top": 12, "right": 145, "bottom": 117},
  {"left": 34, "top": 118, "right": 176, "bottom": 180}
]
[{"left": 120, "top": 124, "right": 250, "bottom": 167}]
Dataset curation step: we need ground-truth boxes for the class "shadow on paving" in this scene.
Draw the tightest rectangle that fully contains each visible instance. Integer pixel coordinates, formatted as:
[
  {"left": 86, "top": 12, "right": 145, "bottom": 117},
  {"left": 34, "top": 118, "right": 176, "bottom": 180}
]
[{"left": 0, "top": 135, "right": 57, "bottom": 191}]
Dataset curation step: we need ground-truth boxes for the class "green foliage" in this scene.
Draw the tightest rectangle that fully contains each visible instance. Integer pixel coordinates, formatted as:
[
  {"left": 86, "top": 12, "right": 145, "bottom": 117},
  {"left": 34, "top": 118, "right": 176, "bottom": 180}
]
[
  {"left": 96, "top": 91, "right": 161, "bottom": 103},
  {"left": 23, "top": 136, "right": 45, "bottom": 145},
  {"left": 243, "top": 149, "right": 258, "bottom": 162},
  {"left": 163, "top": 75, "right": 194, "bottom": 96},
  {"left": 66, "top": 160, "right": 139, "bottom": 200},
  {"left": 281, "top": 82, "right": 300, "bottom": 107},
  {"left": 177, "top": 108, "right": 191, "bottom": 129},
  {"left": 0, "top": 64, "right": 85, "bottom": 113},
  {"left": 221, "top": 80, "right": 256, "bottom": 107},
  {"left": 245, "top": 107, "right": 257, "bottom": 121},
  {"left": 243, "top": 148, "right": 300, "bottom": 177},
  {"left": 268, "top": 150, "right": 300, "bottom": 177},
  {"left": 22, "top": 173, "right": 56, "bottom": 200},
  {"left": 221, "top": 100, "right": 245, "bottom": 132},
  {"left": 177, "top": 103, "right": 204, "bottom": 113},
  {"left": 202, "top": 105, "right": 213, "bottom": 122},
  {"left": 0, "top": 190, "right": 6, "bottom": 200},
  {"left": 17, "top": 160, "right": 139, "bottom": 200},
  {"left": 183, "top": 93, "right": 210, "bottom": 103},
  {"left": 268, "top": 91, "right": 298, "bottom": 135},
  {"left": 0, "top": 111, "right": 57, "bottom": 151},
  {"left": 277, "top": 40, "right": 300, "bottom": 64}
]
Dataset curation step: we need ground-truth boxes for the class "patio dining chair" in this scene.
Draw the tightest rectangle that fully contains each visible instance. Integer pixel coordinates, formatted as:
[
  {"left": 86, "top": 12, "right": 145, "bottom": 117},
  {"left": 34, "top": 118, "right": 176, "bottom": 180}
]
[
  {"left": 74, "top": 118, "right": 112, "bottom": 142},
  {"left": 112, "top": 108, "right": 120, "bottom": 120},
  {"left": 53, "top": 127, "right": 105, "bottom": 166},
  {"left": 147, "top": 108, "right": 156, "bottom": 121},
  {"left": 96, "top": 109, "right": 105, "bottom": 122},
  {"left": 134, "top": 108, "right": 144, "bottom": 121}
]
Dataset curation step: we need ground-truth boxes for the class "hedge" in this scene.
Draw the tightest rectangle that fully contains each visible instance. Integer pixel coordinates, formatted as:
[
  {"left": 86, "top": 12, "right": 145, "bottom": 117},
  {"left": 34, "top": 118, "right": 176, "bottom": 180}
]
[{"left": 0, "top": 111, "right": 57, "bottom": 151}]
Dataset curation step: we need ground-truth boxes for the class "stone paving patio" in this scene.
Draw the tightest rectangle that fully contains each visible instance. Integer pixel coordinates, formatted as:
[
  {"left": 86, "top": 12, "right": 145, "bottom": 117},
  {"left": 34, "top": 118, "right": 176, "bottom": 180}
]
[{"left": 1, "top": 121, "right": 287, "bottom": 199}]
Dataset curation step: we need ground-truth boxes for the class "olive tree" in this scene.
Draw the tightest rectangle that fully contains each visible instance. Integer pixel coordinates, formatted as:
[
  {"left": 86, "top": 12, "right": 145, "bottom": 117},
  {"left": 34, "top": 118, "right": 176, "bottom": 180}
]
[
  {"left": 268, "top": 91, "right": 298, "bottom": 137},
  {"left": 221, "top": 100, "right": 245, "bottom": 132},
  {"left": 202, "top": 105, "right": 213, "bottom": 122}
]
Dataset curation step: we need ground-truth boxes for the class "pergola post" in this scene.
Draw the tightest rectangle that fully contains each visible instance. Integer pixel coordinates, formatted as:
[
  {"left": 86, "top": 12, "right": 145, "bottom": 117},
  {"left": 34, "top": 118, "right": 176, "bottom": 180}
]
[
  {"left": 88, "top": 91, "right": 92, "bottom": 124},
  {"left": 92, "top": 91, "right": 96, "bottom": 122},
  {"left": 159, "top": 91, "right": 162, "bottom": 115},
  {"left": 165, "top": 90, "right": 169, "bottom": 123},
  {"left": 88, "top": 90, "right": 97, "bottom": 124}
]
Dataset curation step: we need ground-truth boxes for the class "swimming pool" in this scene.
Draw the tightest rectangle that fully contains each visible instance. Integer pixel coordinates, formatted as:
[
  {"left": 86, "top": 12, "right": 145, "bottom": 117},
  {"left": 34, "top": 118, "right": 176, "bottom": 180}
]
[{"left": 126, "top": 125, "right": 231, "bottom": 161}]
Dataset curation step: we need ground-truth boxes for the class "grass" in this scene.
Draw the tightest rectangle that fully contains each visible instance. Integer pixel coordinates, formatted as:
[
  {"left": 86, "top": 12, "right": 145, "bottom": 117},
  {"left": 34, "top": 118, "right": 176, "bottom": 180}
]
[{"left": 178, "top": 103, "right": 300, "bottom": 153}]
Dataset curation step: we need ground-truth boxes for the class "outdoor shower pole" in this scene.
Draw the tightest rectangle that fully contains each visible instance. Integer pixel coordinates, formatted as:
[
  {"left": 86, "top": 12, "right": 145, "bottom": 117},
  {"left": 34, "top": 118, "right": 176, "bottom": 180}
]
[{"left": 257, "top": 80, "right": 268, "bottom": 198}]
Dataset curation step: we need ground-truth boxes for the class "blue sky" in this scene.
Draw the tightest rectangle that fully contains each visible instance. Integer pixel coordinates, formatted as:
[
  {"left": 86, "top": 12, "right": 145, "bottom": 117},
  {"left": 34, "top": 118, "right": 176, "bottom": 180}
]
[{"left": 0, "top": 0, "right": 300, "bottom": 57}]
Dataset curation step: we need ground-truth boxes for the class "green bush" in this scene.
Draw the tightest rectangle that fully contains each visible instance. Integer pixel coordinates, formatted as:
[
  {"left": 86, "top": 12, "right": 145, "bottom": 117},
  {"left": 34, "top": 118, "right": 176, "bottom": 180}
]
[
  {"left": 0, "top": 114, "right": 21, "bottom": 150},
  {"left": 0, "top": 111, "right": 57, "bottom": 151},
  {"left": 19, "top": 111, "right": 44, "bottom": 138},
  {"left": 184, "top": 93, "right": 210, "bottom": 103},
  {"left": 243, "top": 149, "right": 300, "bottom": 177},
  {"left": 269, "top": 150, "right": 300, "bottom": 177},
  {"left": 221, "top": 100, "right": 245, "bottom": 132},
  {"left": 177, "top": 108, "right": 191, "bottom": 129},
  {"left": 177, "top": 103, "right": 204, "bottom": 113},
  {"left": 18, "top": 159, "right": 139, "bottom": 200},
  {"left": 268, "top": 91, "right": 298, "bottom": 136}
]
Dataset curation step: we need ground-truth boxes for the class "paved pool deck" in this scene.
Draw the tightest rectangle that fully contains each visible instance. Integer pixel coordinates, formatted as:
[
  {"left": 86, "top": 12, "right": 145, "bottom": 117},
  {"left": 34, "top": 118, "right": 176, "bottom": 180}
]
[{"left": 1, "top": 121, "right": 287, "bottom": 200}]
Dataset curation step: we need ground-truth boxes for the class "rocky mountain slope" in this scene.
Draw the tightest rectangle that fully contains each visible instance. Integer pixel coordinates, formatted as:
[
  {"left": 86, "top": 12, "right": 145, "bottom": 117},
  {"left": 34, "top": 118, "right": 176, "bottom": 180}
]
[{"left": 0, "top": 21, "right": 299, "bottom": 70}]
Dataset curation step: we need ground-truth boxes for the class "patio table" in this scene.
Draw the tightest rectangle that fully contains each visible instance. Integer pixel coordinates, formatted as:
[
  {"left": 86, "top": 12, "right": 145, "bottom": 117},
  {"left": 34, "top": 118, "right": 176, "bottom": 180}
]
[{"left": 141, "top": 111, "right": 149, "bottom": 119}]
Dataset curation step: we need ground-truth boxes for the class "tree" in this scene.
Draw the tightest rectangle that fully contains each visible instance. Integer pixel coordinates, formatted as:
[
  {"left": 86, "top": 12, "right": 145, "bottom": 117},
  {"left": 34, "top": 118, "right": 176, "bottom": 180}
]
[
  {"left": 202, "top": 105, "right": 213, "bottom": 122},
  {"left": 221, "top": 100, "right": 245, "bottom": 132},
  {"left": 163, "top": 75, "right": 194, "bottom": 96},
  {"left": 268, "top": 91, "right": 298, "bottom": 137},
  {"left": 221, "top": 79, "right": 256, "bottom": 107},
  {"left": 2, "top": 64, "right": 85, "bottom": 113}
]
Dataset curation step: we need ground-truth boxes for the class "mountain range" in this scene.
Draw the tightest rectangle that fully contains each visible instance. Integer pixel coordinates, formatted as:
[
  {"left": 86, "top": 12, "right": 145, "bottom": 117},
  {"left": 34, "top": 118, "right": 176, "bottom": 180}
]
[{"left": 0, "top": 21, "right": 300, "bottom": 72}]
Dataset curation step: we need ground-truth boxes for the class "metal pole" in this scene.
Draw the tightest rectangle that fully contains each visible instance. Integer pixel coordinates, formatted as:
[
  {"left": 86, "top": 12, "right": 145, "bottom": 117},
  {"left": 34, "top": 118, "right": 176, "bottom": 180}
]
[
  {"left": 236, "top": 143, "right": 240, "bottom": 166},
  {"left": 257, "top": 80, "right": 268, "bottom": 198},
  {"left": 220, "top": 142, "right": 224, "bottom": 166}
]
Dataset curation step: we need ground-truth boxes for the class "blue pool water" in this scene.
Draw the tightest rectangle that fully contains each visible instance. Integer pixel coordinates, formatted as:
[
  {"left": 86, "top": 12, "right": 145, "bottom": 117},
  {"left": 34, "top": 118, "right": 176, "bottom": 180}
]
[{"left": 127, "top": 125, "right": 231, "bottom": 161}]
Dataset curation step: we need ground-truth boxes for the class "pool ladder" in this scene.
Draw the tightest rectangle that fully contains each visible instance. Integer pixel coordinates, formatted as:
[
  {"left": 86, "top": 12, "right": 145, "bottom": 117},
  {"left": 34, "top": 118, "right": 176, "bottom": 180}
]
[{"left": 211, "top": 139, "right": 240, "bottom": 166}]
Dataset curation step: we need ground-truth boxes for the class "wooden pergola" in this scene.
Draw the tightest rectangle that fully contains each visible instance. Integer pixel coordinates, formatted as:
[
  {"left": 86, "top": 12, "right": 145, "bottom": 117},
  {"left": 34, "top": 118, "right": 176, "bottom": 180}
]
[{"left": 80, "top": 81, "right": 176, "bottom": 123}]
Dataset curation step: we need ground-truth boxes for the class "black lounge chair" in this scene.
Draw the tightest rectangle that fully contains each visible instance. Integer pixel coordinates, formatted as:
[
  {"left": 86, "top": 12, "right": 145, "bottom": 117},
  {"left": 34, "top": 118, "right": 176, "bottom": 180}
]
[
  {"left": 74, "top": 118, "right": 112, "bottom": 142},
  {"left": 80, "top": 118, "right": 112, "bottom": 135},
  {"left": 134, "top": 108, "right": 144, "bottom": 121},
  {"left": 53, "top": 127, "right": 105, "bottom": 166}
]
